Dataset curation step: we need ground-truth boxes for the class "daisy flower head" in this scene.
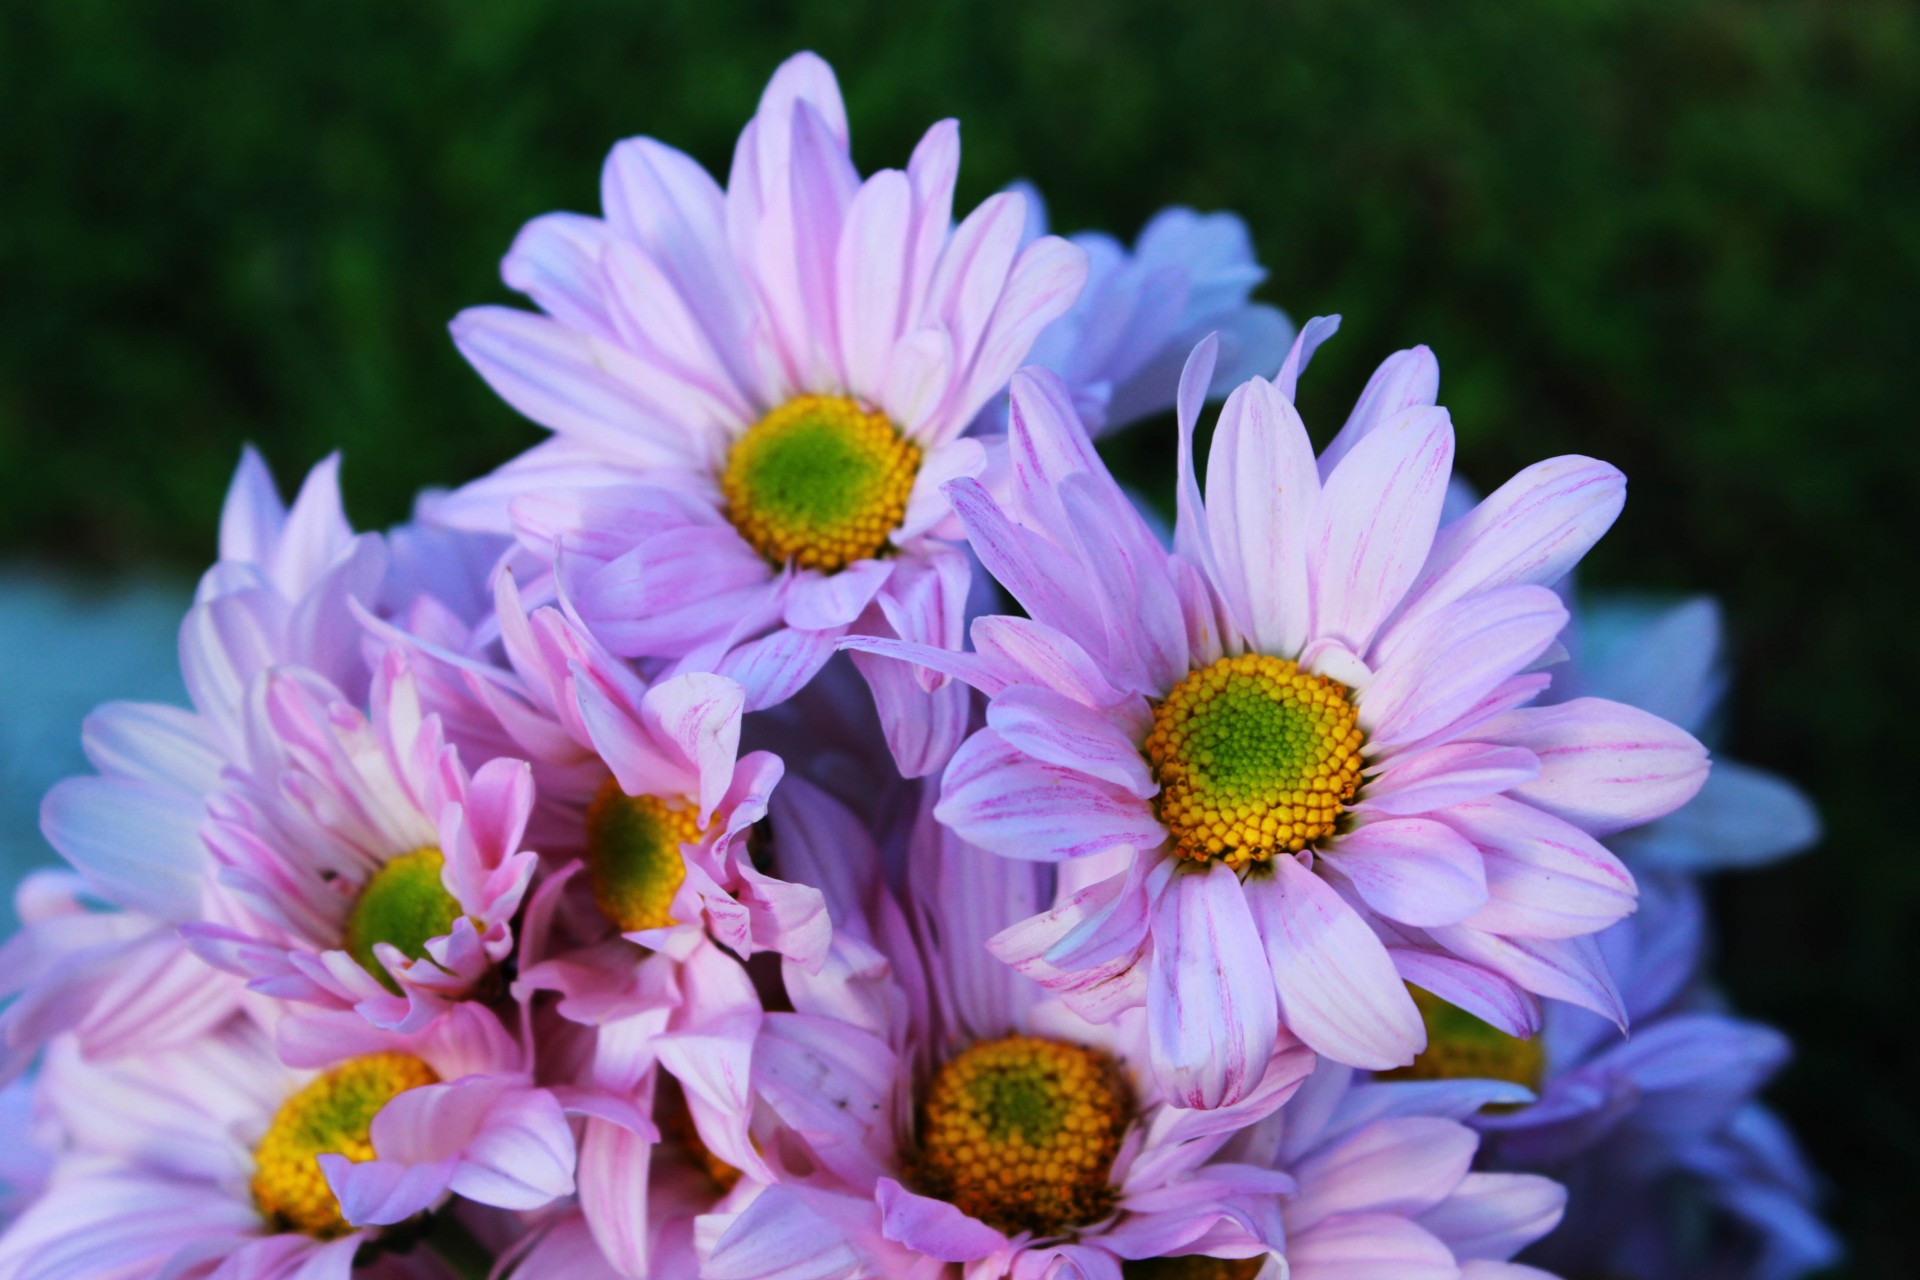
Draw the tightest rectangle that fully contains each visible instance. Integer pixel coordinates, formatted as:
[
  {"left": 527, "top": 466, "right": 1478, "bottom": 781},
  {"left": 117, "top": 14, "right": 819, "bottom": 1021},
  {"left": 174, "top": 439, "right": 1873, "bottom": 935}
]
[
  {"left": 0, "top": 1005, "right": 573, "bottom": 1280},
  {"left": 847, "top": 325, "right": 1711, "bottom": 1107},
  {"left": 702, "top": 782, "right": 1316, "bottom": 1280},
  {"left": 436, "top": 51, "right": 1089, "bottom": 772},
  {"left": 372, "top": 570, "right": 829, "bottom": 966},
  {"left": 10, "top": 450, "right": 387, "bottom": 1074},
  {"left": 183, "top": 647, "right": 540, "bottom": 1034}
]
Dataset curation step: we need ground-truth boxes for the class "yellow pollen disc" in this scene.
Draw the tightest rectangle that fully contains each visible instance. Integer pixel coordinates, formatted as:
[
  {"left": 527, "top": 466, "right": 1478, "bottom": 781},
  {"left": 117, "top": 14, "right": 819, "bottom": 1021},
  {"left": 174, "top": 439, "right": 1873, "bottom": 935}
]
[
  {"left": 1122, "top": 1257, "right": 1268, "bottom": 1279},
  {"left": 1378, "top": 986, "right": 1545, "bottom": 1092},
  {"left": 912, "top": 1035, "right": 1131, "bottom": 1237},
  {"left": 721, "top": 394, "right": 921, "bottom": 572},
  {"left": 584, "top": 776, "right": 704, "bottom": 932},
  {"left": 1144, "top": 653, "right": 1365, "bottom": 868},
  {"left": 251, "top": 1052, "right": 439, "bottom": 1238}
]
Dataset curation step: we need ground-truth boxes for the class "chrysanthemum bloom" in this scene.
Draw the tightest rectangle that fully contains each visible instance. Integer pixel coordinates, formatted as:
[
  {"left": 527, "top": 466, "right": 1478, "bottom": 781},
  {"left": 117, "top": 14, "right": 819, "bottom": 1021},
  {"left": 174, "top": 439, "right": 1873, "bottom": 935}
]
[
  {"left": 373, "top": 573, "right": 829, "bottom": 965},
  {"left": 702, "top": 785, "right": 1315, "bottom": 1280},
  {"left": 1381, "top": 874, "right": 1838, "bottom": 1280},
  {"left": 433, "top": 52, "right": 1087, "bottom": 774},
  {"left": 1011, "top": 192, "right": 1294, "bottom": 437},
  {"left": 10, "top": 451, "right": 385, "bottom": 1073},
  {"left": 183, "top": 648, "right": 540, "bottom": 1033},
  {"left": 1265, "top": 1061, "right": 1568, "bottom": 1280},
  {"left": 847, "top": 329, "right": 1711, "bottom": 1105},
  {"left": 0, "top": 1005, "right": 573, "bottom": 1279},
  {"left": 1557, "top": 595, "right": 1820, "bottom": 874}
]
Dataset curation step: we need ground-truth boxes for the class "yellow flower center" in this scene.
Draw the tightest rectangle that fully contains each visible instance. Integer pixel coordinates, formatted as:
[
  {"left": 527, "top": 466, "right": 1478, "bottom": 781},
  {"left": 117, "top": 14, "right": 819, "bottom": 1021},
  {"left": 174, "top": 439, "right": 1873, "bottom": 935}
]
[
  {"left": 584, "top": 777, "right": 704, "bottom": 932},
  {"left": 721, "top": 394, "right": 921, "bottom": 572},
  {"left": 1123, "top": 1258, "right": 1268, "bottom": 1279},
  {"left": 342, "top": 847, "right": 464, "bottom": 993},
  {"left": 912, "top": 1035, "right": 1131, "bottom": 1237},
  {"left": 1145, "top": 654, "right": 1365, "bottom": 867},
  {"left": 1377, "top": 987, "right": 1545, "bottom": 1091},
  {"left": 251, "top": 1052, "right": 440, "bottom": 1238}
]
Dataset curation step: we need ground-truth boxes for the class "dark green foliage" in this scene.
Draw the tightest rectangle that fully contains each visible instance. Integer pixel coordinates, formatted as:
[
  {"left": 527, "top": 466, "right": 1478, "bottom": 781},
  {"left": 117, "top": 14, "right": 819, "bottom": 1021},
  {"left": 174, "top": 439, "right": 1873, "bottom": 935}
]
[{"left": 1, "top": 1, "right": 1913, "bottom": 1272}]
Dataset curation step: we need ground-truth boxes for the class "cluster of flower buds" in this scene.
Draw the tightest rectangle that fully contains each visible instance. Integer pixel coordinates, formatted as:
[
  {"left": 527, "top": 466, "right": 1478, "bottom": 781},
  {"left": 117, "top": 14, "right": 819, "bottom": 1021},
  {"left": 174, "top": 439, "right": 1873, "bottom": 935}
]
[{"left": 0, "top": 52, "right": 1837, "bottom": 1280}]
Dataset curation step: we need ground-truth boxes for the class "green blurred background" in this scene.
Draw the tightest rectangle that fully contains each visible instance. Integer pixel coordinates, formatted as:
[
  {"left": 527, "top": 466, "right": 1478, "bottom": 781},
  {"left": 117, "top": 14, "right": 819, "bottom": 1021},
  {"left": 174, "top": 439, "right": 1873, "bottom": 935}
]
[{"left": 2, "top": 1, "right": 1913, "bottom": 1274}]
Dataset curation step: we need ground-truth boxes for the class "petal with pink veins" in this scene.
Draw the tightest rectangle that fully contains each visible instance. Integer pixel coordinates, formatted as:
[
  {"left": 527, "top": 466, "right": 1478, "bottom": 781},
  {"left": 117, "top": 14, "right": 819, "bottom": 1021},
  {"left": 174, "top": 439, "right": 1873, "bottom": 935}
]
[{"left": 1245, "top": 856, "right": 1423, "bottom": 1071}]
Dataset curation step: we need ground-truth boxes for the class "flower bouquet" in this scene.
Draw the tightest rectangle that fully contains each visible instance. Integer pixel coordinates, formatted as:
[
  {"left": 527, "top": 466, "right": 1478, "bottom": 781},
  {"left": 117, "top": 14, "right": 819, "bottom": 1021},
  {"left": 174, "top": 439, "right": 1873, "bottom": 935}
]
[{"left": 0, "top": 53, "right": 1838, "bottom": 1280}]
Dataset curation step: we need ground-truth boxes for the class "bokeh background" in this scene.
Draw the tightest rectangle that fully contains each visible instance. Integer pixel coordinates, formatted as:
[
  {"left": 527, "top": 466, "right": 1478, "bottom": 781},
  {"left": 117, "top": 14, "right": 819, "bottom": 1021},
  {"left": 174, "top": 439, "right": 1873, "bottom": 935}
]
[{"left": 2, "top": 1, "right": 1914, "bottom": 1274}]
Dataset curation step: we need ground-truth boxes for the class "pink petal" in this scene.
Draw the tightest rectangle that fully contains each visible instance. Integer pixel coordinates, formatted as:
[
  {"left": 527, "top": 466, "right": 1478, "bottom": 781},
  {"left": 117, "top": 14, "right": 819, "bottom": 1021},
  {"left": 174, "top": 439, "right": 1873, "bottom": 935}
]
[
  {"left": 710, "top": 624, "right": 841, "bottom": 712},
  {"left": 39, "top": 777, "right": 205, "bottom": 922},
  {"left": 449, "top": 307, "right": 691, "bottom": 463},
  {"left": 985, "top": 685, "right": 1155, "bottom": 798},
  {"left": 1484, "top": 698, "right": 1710, "bottom": 835},
  {"left": 876, "top": 1177, "right": 1006, "bottom": 1262},
  {"left": 1147, "top": 862, "right": 1280, "bottom": 1108},
  {"left": 1360, "top": 743, "right": 1540, "bottom": 817},
  {"left": 1323, "top": 819, "right": 1488, "bottom": 928},
  {"left": 1246, "top": 857, "right": 1423, "bottom": 1071},
  {"left": 1362, "top": 585, "right": 1568, "bottom": 750},
  {"left": 1441, "top": 795, "right": 1637, "bottom": 940},
  {"left": 836, "top": 169, "right": 913, "bottom": 395},
  {"left": 322, "top": 1152, "right": 456, "bottom": 1228},
  {"left": 1284, "top": 1213, "right": 1458, "bottom": 1280},
  {"left": 1417, "top": 1172, "right": 1566, "bottom": 1262},
  {"left": 1288, "top": 1117, "right": 1477, "bottom": 1228},
  {"left": 1392, "top": 455, "right": 1625, "bottom": 638},
  {"left": 1204, "top": 376, "right": 1318, "bottom": 657},
  {"left": 1318, "top": 345, "right": 1440, "bottom": 479},
  {"left": 935, "top": 729, "right": 1164, "bottom": 863},
  {"left": 1423, "top": 925, "right": 1626, "bottom": 1027},
  {"left": 782, "top": 559, "right": 894, "bottom": 631},
  {"left": 1310, "top": 405, "right": 1454, "bottom": 653},
  {"left": 947, "top": 233, "right": 1089, "bottom": 441}
]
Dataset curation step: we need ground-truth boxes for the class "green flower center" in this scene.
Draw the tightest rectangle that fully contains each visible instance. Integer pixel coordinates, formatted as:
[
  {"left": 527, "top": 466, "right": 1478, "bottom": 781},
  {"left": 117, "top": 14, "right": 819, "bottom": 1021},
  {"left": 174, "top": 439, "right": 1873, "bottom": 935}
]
[
  {"left": 720, "top": 394, "right": 921, "bottom": 572},
  {"left": 583, "top": 776, "right": 703, "bottom": 932},
  {"left": 1378, "top": 986, "right": 1545, "bottom": 1091},
  {"left": 1145, "top": 653, "right": 1365, "bottom": 867},
  {"left": 913, "top": 1035, "right": 1132, "bottom": 1237},
  {"left": 342, "top": 847, "right": 463, "bottom": 993}
]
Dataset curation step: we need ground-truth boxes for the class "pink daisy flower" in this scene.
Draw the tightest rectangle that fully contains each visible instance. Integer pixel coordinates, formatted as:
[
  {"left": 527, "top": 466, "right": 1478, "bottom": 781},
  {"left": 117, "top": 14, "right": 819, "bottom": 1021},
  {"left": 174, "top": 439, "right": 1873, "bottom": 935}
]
[
  {"left": 0, "top": 1005, "right": 572, "bottom": 1280},
  {"left": 12, "top": 450, "right": 385, "bottom": 1073},
  {"left": 431, "top": 51, "right": 1087, "bottom": 773},
  {"left": 702, "top": 783, "right": 1316, "bottom": 1280},
  {"left": 847, "top": 328, "right": 1710, "bottom": 1105},
  {"left": 371, "top": 572, "right": 829, "bottom": 965},
  {"left": 183, "top": 648, "right": 539, "bottom": 1033}
]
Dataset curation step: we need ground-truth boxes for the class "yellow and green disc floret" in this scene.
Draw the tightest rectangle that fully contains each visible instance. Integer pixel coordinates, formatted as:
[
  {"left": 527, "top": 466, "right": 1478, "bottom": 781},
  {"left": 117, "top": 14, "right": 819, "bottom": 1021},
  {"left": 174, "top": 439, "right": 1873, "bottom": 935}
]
[
  {"left": 913, "top": 1035, "right": 1132, "bottom": 1237},
  {"left": 583, "top": 776, "right": 705, "bottom": 932},
  {"left": 1378, "top": 987, "right": 1545, "bottom": 1090},
  {"left": 342, "top": 848, "right": 464, "bottom": 994},
  {"left": 251, "top": 1052, "right": 440, "bottom": 1238},
  {"left": 721, "top": 395, "right": 921, "bottom": 573},
  {"left": 1145, "top": 654, "right": 1365, "bottom": 868}
]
